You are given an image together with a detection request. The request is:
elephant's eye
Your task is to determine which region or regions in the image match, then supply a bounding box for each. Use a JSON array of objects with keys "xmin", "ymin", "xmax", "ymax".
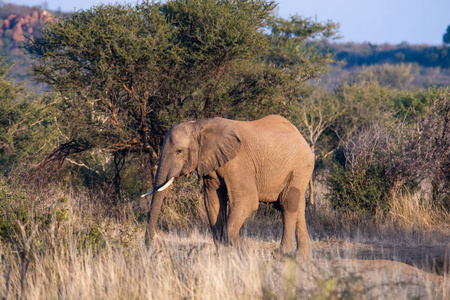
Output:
[{"xmin": 176, "ymin": 149, "xmax": 183, "ymax": 154}]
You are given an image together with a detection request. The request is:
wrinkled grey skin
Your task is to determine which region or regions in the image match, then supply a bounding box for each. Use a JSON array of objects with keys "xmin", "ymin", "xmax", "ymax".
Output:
[{"xmin": 145, "ymin": 115, "xmax": 315, "ymax": 257}]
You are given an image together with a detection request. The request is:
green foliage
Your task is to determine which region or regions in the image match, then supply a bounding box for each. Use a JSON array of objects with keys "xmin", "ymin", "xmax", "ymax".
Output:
[
  {"xmin": 77, "ymin": 223, "xmax": 106, "ymax": 251},
  {"xmin": 268, "ymin": 15, "xmax": 340, "ymax": 80},
  {"xmin": 324, "ymin": 119, "xmax": 420, "ymax": 215},
  {"xmin": 348, "ymin": 63, "xmax": 416, "ymax": 90},
  {"xmin": 329, "ymin": 81, "xmax": 392, "ymax": 141},
  {"xmin": 162, "ymin": 0, "xmax": 274, "ymax": 64},
  {"xmin": 0, "ymin": 174, "xmax": 73, "ymax": 248},
  {"xmin": 326, "ymin": 156, "xmax": 389, "ymax": 215},
  {"xmin": 326, "ymin": 159, "xmax": 393, "ymax": 214},
  {"xmin": 0, "ymin": 176, "xmax": 30, "ymax": 243},
  {"xmin": 25, "ymin": 1, "xmax": 278, "ymax": 154},
  {"xmin": 24, "ymin": 1, "xmax": 278, "ymax": 168},
  {"xmin": 0, "ymin": 58, "xmax": 58, "ymax": 174},
  {"xmin": 323, "ymin": 87, "xmax": 449, "ymax": 215},
  {"xmin": 294, "ymin": 81, "xmax": 447, "ymax": 162},
  {"xmin": 39, "ymin": 206, "xmax": 68, "ymax": 228},
  {"xmin": 389, "ymin": 87, "xmax": 443, "ymax": 122},
  {"xmin": 24, "ymin": 0, "xmax": 339, "ymax": 197},
  {"xmin": 294, "ymin": 81, "xmax": 395, "ymax": 158},
  {"xmin": 209, "ymin": 60, "xmax": 311, "ymax": 120},
  {"xmin": 330, "ymin": 83, "xmax": 445, "ymax": 134},
  {"xmin": 289, "ymin": 86, "xmax": 340, "ymax": 156}
]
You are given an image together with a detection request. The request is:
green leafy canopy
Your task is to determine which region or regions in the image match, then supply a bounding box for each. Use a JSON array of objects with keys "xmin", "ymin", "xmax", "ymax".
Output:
[{"xmin": 24, "ymin": 0, "xmax": 339, "ymax": 191}]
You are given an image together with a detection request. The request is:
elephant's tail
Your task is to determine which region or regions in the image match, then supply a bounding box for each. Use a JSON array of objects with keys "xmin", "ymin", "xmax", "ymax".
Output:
[{"xmin": 309, "ymin": 177, "xmax": 314, "ymax": 205}]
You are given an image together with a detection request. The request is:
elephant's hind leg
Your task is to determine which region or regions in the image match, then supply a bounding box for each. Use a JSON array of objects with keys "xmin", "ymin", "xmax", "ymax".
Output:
[
  {"xmin": 280, "ymin": 187, "xmax": 301, "ymax": 255},
  {"xmin": 296, "ymin": 187, "xmax": 311, "ymax": 260},
  {"xmin": 279, "ymin": 181, "xmax": 311, "ymax": 259}
]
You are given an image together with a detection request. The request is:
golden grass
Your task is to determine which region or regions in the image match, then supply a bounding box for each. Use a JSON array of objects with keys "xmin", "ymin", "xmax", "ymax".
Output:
[
  {"xmin": 388, "ymin": 191, "xmax": 450, "ymax": 228},
  {"xmin": 1, "ymin": 183, "xmax": 449, "ymax": 299},
  {"xmin": 306, "ymin": 183, "xmax": 450, "ymax": 246},
  {"xmin": 1, "ymin": 229, "xmax": 448, "ymax": 300}
]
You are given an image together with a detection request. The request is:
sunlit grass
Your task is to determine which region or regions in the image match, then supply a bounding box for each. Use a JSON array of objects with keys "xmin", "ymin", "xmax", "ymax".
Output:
[
  {"xmin": 1, "ymin": 229, "xmax": 448, "ymax": 299},
  {"xmin": 0, "ymin": 182, "xmax": 449, "ymax": 299}
]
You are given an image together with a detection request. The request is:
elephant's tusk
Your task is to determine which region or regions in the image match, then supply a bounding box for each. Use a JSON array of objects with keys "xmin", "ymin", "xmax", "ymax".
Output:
[
  {"xmin": 141, "ymin": 189, "xmax": 155, "ymax": 197},
  {"xmin": 157, "ymin": 177, "xmax": 175, "ymax": 191},
  {"xmin": 141, "ymin": 177, "xmax": 175, "ymax": 197},
  {"xmin": 140, "ymin": 177, "xmax": 175, "ymax": 197}
]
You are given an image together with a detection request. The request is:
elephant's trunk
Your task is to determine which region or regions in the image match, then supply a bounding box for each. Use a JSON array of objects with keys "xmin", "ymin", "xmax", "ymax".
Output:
[{"xmin": 144, "ymin": 164, "xmax": 173, "ymax": 245}]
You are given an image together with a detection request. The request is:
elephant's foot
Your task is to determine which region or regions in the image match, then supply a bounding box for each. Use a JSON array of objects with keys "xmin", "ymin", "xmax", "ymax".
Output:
[
  {"xmin": 276, "ymin": 243, "xmax": 312, "ymax": 261},
  {"xmin": 272, "ymin": 247, "xmax": 296, "ymax": 262},
  {"xmin": 275, "ymin": 243, "xmax": 296, "ymax": 260},
  {"xmin": 280, "ymin": 240, "xmax": 297, "ymax": 256},
  {"xmin": 297, "ymin": 244, "xmax": 312, "ymax": 262},
  {"xmin": 212, "ymin": 233, "xmax": 238, "ymax": 249}
]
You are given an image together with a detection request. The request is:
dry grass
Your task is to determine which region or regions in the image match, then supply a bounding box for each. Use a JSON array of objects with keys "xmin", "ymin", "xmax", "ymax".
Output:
[
  {"xmin": 306, "ymin": 182, "xmax": 450, "ymax": 246},
  {"xmin": 0, "ymin": 230, "xmax": 448, "ymax": 300},
  {"xmin": 388, "ymin": 191, "xmax": 450, "ymax": 229},
  {"xmin": 1, "ymin": 182, "xmax": 450, "ymax": 299}
]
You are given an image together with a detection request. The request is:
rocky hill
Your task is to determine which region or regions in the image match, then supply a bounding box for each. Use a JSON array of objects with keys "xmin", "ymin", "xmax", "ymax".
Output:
[{"xmin": 0, "ymin": 8, "xmax": 52, "ymax": 47}]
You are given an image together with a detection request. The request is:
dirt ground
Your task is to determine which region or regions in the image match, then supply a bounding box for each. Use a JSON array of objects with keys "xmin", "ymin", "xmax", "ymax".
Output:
[
  {"xmin": 315, "ymin": 241, "xmax": 450, "ymax": 275},
  {"xmin": 158, "ymin": 233, "xmax": 449, "ymax": 298}
]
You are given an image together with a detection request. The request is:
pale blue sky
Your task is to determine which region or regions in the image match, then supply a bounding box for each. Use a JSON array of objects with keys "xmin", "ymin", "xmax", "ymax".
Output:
[{"xmin": 16, "ymin": 0, "xmax": 450, "ymax": 45}]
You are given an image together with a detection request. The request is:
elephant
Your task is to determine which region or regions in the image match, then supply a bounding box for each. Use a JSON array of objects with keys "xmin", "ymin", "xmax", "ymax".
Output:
[{"xmin": 142, "ymin": 115, "xmax": 315, "ymax": 257}]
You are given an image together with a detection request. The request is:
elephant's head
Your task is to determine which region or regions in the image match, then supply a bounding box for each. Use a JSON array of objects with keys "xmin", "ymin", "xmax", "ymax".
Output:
[{"xmin": 143, "ymin": 118, "xmax": 241, "ymax": 244}]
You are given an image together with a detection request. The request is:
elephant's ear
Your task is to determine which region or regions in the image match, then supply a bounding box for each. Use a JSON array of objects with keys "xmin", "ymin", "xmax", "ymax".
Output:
[{"xmin": 196, "ymin": 118, "xmax": 241, "ymax": 177}]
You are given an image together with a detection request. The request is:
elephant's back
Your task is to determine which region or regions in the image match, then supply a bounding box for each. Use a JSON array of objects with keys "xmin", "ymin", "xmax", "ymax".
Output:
[
  {"xmin": 236, "ymin": 115, "xmax": 305, "ymax": 147},
  {"xmin": 236, "ymin": 115, "xmax": 312, "ymax": 168},
  {"xmin": 245, "ymin": 115, "xmax": 299, "ymax": 133}
]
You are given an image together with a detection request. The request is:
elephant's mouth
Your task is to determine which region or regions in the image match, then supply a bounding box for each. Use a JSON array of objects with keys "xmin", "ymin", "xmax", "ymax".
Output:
[{"xmin": 179, "ymin": 168, "xmax": 193, "ymax": 177}]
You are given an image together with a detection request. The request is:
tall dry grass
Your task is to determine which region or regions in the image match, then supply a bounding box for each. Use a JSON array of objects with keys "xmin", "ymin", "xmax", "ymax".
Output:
[
  {"xmin": 1, "ymin": 181, "xmax": 449, "ymax": 299},
  {"xmin": 1, "ymin": 229, "xmax": 448, "ymax": 299},
  {"xmin": 307, "ymin": 182, "xmax": 450, "ymax": 245}
]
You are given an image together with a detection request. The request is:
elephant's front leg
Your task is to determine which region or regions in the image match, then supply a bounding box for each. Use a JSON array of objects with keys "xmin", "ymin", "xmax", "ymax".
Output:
[
  {"xmin": 203, "ymin": 176, "xmax": 227, "ymax": 245},
  {"xmin": 225, "ymin": 181, "xmax": 259, "ymax": 246}
]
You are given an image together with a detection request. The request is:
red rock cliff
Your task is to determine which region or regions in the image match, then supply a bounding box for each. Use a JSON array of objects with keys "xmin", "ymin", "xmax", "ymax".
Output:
[{"xmin": 0, "ymin": 9, "xmax": 53, "ymax": 46}]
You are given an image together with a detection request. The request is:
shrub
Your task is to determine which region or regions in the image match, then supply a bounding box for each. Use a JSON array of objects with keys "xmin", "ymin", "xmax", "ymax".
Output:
[
  {"xmin": 403, "ymin": 90, "xmax": 450, "ymax": 210},
  {"xmin": 348, "ymin": 63, "xmax": 416, "ymax": 90},
  {"xmin": 326, "ymin": 160, "xmax": 392, "ymax": 214},
  {"xmin": 326, "ymin": 123, "xmax": 416, "ymax": 214},
  {"xmin": 0, "ymin": 177, "xmax": 30, "ymax": 243}
]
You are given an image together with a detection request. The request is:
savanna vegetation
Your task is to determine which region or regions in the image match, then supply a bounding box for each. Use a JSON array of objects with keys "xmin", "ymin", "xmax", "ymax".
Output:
[{"xmin": 0, "ymin": 1, "xmax": 449, "ymax": 299}]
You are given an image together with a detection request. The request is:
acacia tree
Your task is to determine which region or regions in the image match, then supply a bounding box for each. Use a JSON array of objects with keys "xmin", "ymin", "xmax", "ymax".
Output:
[
  {"xmin": 25, "ymin": 0, "xmax": 339, "ymax": 196},
  {"xmin": 268, "ymin": 15, "xmax": 339, "ymax": 78},
  {"xmin": 26, "ymin": 1, "xmax": 274, "ymax": 174}
]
